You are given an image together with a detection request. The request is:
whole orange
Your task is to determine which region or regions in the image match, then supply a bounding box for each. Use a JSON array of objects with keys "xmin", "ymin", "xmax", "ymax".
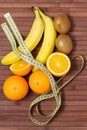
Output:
[
  {"xmin": 3, "ymin": 75, "xmax": 29, "ymax": 101},
  {"xmin": 28, "ymin": 70, "xmax": 51, "ymax": 94}
]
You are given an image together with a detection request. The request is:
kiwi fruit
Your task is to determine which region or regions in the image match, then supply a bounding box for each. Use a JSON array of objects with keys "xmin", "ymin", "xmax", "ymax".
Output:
[
  {"xmin": 55, "ymin": 34, "xmax": 73, "ymax": 54},
  {"xmin": 54, "ymin": 14, "xmax": 71, "ymax": 34}
]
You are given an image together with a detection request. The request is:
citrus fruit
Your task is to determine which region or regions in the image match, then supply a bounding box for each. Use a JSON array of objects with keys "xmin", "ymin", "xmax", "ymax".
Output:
[
  {"xmin": 3, "ymin": 75, "xmax": 29, "ymax": 101},
  {"xmin": 28, "ymin": 70, "xmax": 51, "ymax": 94},
  {"xmin": 46, "ymin": 52, "xmax": 71, "ymax": 77},
  {"xmin": 10, "ymin": 60, "xmax": 32, "ymax": 76}
]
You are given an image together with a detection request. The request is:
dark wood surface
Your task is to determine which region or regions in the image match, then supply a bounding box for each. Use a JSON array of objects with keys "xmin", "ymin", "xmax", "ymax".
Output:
[{"xmin": 0, "ymin": 0, "xmax": 87, "ymax": 130}]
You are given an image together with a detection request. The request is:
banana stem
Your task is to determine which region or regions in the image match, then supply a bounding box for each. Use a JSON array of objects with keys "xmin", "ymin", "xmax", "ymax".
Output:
[
  {"xmin": 32, "ymin": 6, "xmax": 46, "ymax": 18},
  {"xmin": 39, "ymin": 9, "xmax": 48, "ymax": 20},
  {"xmin": 31, "ymin": 6, "xmax": 39, "ymax": 11},
  {"xmin": 31, "ymin": 6, "xmax": 40, "ymax": 17},
  {"xmin": 39, "ymin": 10, "xmax": 45, "ymax": 18}
]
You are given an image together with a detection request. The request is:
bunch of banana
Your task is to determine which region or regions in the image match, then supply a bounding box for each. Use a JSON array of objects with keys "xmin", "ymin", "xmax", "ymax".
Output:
[
  {"xmin": 1, "ymin": 7, "xmax": 57, "ymax": 70},
  {"xmin": 32, "ymin": 7, "xmax": 57, "ymax": 71},
  {"xmin": 1, "ymin": 8, "xmax": 44, "ymax": 65}
]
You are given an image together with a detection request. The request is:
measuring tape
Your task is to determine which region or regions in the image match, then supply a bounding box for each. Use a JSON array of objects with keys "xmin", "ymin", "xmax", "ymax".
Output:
[{"xmin": 1, "ymin": 13, "xmax": 85, "ymax": 126}]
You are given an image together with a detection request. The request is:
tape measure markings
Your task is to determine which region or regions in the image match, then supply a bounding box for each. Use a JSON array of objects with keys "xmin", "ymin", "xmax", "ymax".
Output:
[
  {"xmin": 1, "ymin": 13, "xmax": 85, "ymax": 126},
  {"xmin": 1, "ymin": 19, "xmax": 60, "ymax": 125}
]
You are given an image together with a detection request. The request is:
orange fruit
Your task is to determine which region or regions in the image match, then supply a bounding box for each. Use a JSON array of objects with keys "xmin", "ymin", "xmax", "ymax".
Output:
[
  {"xmin": 10, "ymin": 60, "xmax": 32, "ymax": 76},
  {"xmin": 3, "ymin": 75, "xmax": 29, "ymax": 101},
  {"xmin": 46, "ymin": 52, "xmax": 71, "ymax": 77},
  {"xmin": 28, "ymin": 70, "xmax": 51, "ymax": 94}
]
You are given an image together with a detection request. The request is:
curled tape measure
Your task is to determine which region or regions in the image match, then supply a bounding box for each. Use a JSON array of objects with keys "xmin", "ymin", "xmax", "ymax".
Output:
[{"xmin": 1, "ymin": 13, "xmax": 85, "ymax": 126}]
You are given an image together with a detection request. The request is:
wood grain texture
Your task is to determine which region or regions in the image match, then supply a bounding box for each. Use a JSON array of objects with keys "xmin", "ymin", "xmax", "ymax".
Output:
[{"xmin": 0, "ymin": 0, "xmax": 87, "ymax": 129}]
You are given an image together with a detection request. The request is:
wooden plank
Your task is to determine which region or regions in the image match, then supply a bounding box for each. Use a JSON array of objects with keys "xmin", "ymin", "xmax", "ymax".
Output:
[{"xmin": 0, "ymin": 0, "xmax": 87, "ymax": 129}]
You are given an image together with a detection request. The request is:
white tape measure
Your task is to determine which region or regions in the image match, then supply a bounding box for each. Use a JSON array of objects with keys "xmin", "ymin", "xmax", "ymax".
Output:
[{"xmin": 1, "ymin": 13, "xmax": 85, "ymax": 126}]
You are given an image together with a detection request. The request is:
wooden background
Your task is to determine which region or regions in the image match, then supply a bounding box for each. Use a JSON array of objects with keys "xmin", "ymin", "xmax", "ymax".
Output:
[{"xmin": 0, "ymin": 0, "xmax": 87, "ymax": 130}]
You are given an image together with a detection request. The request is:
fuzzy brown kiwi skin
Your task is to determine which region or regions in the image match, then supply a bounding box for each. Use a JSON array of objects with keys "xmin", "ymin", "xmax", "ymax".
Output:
[
  {"xmin": 54, "ymin": 14, "xmax": 71, "ymax": 34},
  {"xmin": 55, "ymin": 34, "xmax": 73, "ymax": 54}
]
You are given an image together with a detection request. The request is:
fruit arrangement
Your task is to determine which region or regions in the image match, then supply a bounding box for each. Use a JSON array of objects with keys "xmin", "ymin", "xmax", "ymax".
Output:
[{"xmin": 1, "ymin": 7, "xmax": 84, "ymax": 126}]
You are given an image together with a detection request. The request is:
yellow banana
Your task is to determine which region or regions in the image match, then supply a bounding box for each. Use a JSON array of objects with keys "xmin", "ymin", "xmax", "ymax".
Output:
[
  {"xmin": 1, "ymin": 9, "xmax": 44, "ymax": 65},
  {"xmin": 32, "ymin": 8, "xmax": 57, "ymax": 71}
]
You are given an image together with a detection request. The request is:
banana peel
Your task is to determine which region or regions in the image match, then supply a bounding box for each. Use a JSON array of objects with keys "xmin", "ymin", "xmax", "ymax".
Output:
[
  {"xmin": 1, "ymin": 8, "xmax": 44, "ymax": 65},
  {"xmin": 32, "ymin": 7, "xmax": 57, "ymax": 72}
]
